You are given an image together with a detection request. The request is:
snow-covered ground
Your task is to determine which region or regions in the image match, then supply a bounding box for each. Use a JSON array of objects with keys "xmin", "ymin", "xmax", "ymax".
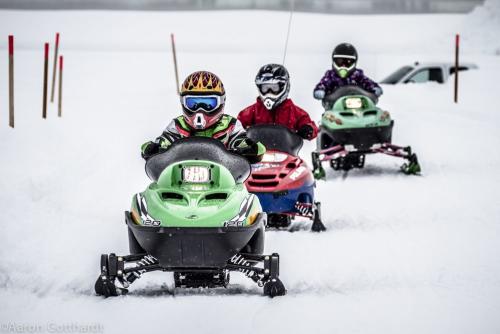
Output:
[{"xmin": 1, "ymin": 1, "xmax": 500, "ymax": 333}]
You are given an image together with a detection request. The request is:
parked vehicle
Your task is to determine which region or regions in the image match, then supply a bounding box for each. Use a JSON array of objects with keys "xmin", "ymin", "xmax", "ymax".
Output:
[{"xmin": 381, "ymin": 62, "xmax": 478, "ymax": 84}]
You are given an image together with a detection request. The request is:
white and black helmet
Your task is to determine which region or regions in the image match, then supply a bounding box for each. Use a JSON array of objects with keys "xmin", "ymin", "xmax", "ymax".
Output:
[
  {"xmin": 332, "ymin": 43, "xmax": 358, "ymax": 78},
  {"xmin": 255, "ymin": 64, "xmax": 290, "ymax": 110}
]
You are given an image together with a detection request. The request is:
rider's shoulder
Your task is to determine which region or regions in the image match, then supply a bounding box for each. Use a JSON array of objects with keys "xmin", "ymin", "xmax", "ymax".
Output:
[{"xmin": 352, "ymin": 69, "xmax": 365, "ymax": 77}]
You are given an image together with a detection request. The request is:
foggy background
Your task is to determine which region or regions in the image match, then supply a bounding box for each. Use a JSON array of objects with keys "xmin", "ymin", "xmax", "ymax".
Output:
[{"xmin": 0, "ymin": 0, "xmax": 485, "ymax": 14}]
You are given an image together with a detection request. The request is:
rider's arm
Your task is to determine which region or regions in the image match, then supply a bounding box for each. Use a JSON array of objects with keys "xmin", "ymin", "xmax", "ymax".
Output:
[
  {"xmin": 141, "ymin": 120, "xmax": 181, "ymax": 160},
  {"xmin": 292, "ymin": 103, "xmax": 318, "ymax": 140},
  {"xmin": 314, "ymin": 70, "xmax": 336, "ymax": 96},
  {"xmin": 228, "ymin": 119, "xmax": 266, "ymax": 163},
  {"xmin": 237, "ymin": 104, "xmax": 256, "ymax": 129},
  {"xmin": 354, "ymin": 70, "xmax": 383, "ymax": 97}
]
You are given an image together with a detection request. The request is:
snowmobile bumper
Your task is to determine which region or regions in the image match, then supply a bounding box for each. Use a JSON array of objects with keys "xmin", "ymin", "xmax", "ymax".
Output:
[
  {"xmin": 318, "ymin": 121, "xmax": 394, "ymax": 151},
  {"xmin": 125, "ymin": 211, "xmax": 265, "ymax": 268},
  {"xmin": 251, "ymin": 183, "xmax": 314, "ymax": 214}
]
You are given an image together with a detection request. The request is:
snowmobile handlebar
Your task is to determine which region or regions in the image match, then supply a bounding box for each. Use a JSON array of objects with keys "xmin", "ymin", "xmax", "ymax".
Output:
[{"xmin": 145, "ymin": 137, "xmax": 251, "ymax": 183}]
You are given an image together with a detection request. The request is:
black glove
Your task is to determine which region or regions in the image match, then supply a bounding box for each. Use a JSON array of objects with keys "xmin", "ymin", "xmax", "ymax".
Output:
[
  {"xmin": 297, "ymin": 124, "xmax": 314, "ymax": 140},
  {"xmin": 233, "ymin": 138, "xmax": 262, "ymax": 164},
  {"xmin": 141, "ymin": 142, "xmax": 160, "ymax": 160}
]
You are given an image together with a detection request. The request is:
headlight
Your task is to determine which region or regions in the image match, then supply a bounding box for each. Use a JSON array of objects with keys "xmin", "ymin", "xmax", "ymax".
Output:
[
  {"xmin": 261, "ymin": 153, "xmax": 288, "ymax": 163},
  {"xmin": 182, "ymin": 166, "xmax": 210, "ymax": 183},
  {"xmin": 345, "ymin": 97, "xmax": 363, "ymax": 109}
]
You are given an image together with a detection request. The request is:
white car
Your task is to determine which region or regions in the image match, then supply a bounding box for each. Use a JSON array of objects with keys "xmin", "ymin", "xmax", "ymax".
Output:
[{"xmin": 381, "ymin": 62, "xmax": 478, "ymax": 84}]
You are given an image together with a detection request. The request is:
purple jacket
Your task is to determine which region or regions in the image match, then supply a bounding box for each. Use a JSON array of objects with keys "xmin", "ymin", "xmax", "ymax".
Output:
[{"xmin": 314, "ymin": 69, "xmax": 381, "ymax": 95}]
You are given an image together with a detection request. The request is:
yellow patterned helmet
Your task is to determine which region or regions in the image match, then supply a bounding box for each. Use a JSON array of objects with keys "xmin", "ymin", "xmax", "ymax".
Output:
[{"xmin": 180, "ymin": 71, "xmax": 226, "ymax": 130}]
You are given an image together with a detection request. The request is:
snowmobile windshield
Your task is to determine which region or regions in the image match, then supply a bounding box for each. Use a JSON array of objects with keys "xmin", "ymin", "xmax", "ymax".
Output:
[
  {"xmin": 145, "ymin": 137, "xmax": 251, "ymax": 183},
  {"xmin": 246, "ymin": 124, "xmax": 303, "ymax": 156},
  {"xmin": 324, "ymin": 85, "xmax": 378, "ymax": 108},
  {"xmin": 381, "ymin": 66, "xmax": 413, "ymax": 84}
]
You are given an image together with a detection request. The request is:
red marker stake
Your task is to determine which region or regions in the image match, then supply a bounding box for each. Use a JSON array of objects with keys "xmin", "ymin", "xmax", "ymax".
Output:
[
  {"xmin": 454, "ymin": 34, "xmax": 460, "ymax": 104},
  {"xmin": 8, "ymin": 35, "xmax": 14, "ymax": 128},
  {"xmin": 58, "ymin": 55, "xmax": 63, "ymax": 117},
  {"xmin": 50, "ymin": 32, "xmax": 60, "ymax": 103},
  {"xmin": 42, "ymin": 43, "xmax": 49, "ymax": 119}
]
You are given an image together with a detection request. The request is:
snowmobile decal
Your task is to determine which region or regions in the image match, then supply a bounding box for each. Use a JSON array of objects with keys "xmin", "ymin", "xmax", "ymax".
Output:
[
  {"xmin": 289, "ymin": 166, "xmax": 306, "ymax": 181},
  {"xmin": 294, "ymin": 202, "xmax": 313, "ymax": 216},
  {"xmin": 135, "ymin": 194, "xmax": 161, "ymax": 226},
  {"xmin": 224, "ymin": 194, "xmax": 255, "ymax": 227}
]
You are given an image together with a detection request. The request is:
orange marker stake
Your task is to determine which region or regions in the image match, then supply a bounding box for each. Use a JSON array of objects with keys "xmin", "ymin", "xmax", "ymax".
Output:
[
  {"xmin": 170, "ymin": 33, "xmax": 180, "ymax": 95},
  {"xmin": 42, "ymin": 43, "xmax": 49, "ymax": 119},
  {"xmin": 8, "ymin": 35, "xmax": 14, "ymax": 128},
  {"xmin": 58, "ymin": 55, "xmax": 63, "ymax": 117},
  {"xmin": 50, "ymin": 32, "xmax": 60, "ymax": 103}
]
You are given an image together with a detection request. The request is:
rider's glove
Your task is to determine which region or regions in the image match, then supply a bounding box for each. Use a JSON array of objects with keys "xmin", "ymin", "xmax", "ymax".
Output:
[
  {"xmin": 373, "ymin": 86, "xmax": 383, "ymax": 97},
  {"xmin": 313, "ymin": 89, "xmax": 326, "ymax": 100},
  {"xmin": 141, "ymin": 141, "xmax": 160, "ymax": 160},
  {"xmin": 297, "ymin": 124, "xmax": 314, "ymax": 140}
]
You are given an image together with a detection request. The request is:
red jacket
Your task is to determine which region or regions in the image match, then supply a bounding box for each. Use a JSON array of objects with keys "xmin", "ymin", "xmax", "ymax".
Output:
[{"xmin": 237, "ymin": 98, "xmax": 318, "ymax": 139}]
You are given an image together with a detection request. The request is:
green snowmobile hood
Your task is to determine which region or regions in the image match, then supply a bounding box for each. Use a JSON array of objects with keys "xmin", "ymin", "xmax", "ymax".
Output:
[
  {"xmin": 130, "ymin": 160, "xmax": 262, "ymax": 228},
  {"xmin": 321, "ymin": 94, "xmax": 392, "ymax": 131}
]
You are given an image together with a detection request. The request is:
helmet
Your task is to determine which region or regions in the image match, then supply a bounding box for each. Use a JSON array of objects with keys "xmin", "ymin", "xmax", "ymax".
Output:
[
  {"xmin": 180, "ymin": 71, "xmax": 226, "ymax": 130},
  {"xmin": 255, "ymin": 64, "xmax": 290, "ymax": 110},
  {"xmin": 332, "ymin": 43, "xmax": 358, "ymax": 78}
]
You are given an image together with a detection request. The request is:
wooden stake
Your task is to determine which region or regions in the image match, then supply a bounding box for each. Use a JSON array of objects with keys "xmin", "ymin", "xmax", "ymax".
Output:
[
  {"xmin": 454, "ymin": 34, "xmax": 460, "ymax": 104},
  {"xmin": 42, "ymin": 43, "xmax": 49, "ymax": 119},
  {"xmin": 50, "ymin": 32, "xmax": 60, "ymax": 103},
  {"xmin": 8, "ymin": 35, "xmax": 14, "ymax": 128},
  {"xmin": 170, "ymin": 33, "xmax": 180, "ymax": 95},
  {"xmin": 58, "ymin": 55, "xmax": 63, "ymax": 117}
]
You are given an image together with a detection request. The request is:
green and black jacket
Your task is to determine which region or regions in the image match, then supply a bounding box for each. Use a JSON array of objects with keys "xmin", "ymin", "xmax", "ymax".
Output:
[{"xmin": 141, "ymin": 115, "xmax": 265, "ymax": 162}]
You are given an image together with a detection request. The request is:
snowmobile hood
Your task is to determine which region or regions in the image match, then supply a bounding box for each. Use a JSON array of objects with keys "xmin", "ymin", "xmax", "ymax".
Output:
[
  {"xmin": 321, "ymin": 94, "xmax": 391, "ymax": 131},
  {"xmin": 131, "ymin": 159, "xmax": 262, "ymax": 228},
  {"xmin": 246, "ymin": 150, "xmax": 314, "ymax": 193}
]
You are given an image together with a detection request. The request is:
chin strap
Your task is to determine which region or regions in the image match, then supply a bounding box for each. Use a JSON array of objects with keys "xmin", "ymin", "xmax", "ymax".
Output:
[
  {"xmin": 263, "ymin": 98, "xmax": 275, "ymax": 110},
  {"xmin": 193, "ymin": 113, "xmax": 206, "ymax": 129}
]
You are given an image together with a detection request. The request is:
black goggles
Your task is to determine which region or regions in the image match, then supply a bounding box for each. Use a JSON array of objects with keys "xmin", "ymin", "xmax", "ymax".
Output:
[
  {"xmin": 257, "ymin": 82, "xmax": 284, "ymax": 95},
  {"xmin": 333, "ymin": 57, "xmax": 356, "ymax": 68}
]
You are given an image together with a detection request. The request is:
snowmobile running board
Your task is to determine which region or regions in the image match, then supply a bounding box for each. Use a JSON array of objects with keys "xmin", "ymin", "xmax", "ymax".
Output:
[
  {"xmin": 95, "ymin": 252, "xmax": 286, "ymax": 298},
  {"xmin": 312, "ymin": 142, "xmax": 421, "ymax": 176}
]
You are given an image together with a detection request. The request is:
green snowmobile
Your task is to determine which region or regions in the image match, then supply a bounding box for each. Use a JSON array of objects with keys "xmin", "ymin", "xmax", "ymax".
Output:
[
  {"xmin": 311, "ymin": 86, "xmax": 421, "ymax": 178},
  {"xmin": 95, "ymin": 137, "xmax": 286, "ymax": 297}
]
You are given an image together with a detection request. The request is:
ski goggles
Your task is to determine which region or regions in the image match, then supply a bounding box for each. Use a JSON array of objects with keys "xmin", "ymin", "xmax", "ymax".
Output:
[
  {"xmin": 333, "ymin": 56, "xmax": 356, "ymax": 68},
  {"xmin": 182, "ymin": 95, "xmax": 223, "ymax": 113},
  {"xmin": 256, "ymin": 82, "xmax": 285, "ymax": 95}
]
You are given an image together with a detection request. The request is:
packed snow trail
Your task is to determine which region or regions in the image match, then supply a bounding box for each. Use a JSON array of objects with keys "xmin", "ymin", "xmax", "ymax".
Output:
[{"xmin": 1, "ymin": 3, "xmax": 500, "ymax": 334}]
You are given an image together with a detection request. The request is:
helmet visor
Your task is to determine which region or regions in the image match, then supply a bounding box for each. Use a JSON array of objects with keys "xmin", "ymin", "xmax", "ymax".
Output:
[
  {"xmin": 333, "ymin": 57, "xmax": 356, "ymax": 68},
  {"xmin": 182, "ymin": 95, "xmax": 221, "ymax": 114},
  {"xmin": 257, "ymin": 82, "xmax": 284, "ymax": 95}
]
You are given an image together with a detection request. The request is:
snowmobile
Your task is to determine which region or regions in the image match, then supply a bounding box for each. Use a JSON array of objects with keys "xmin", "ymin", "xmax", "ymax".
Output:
[
  {"xmin": 245, "ymin": 125, "xmax": 326, "ymax": 232},
  {"xmin": 311, "ymin": 86, "xmax": 421, "ymax": 178},
  {"xmin": 95, "ymin": 137, "xmax": 286, "ymax": 298}
]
